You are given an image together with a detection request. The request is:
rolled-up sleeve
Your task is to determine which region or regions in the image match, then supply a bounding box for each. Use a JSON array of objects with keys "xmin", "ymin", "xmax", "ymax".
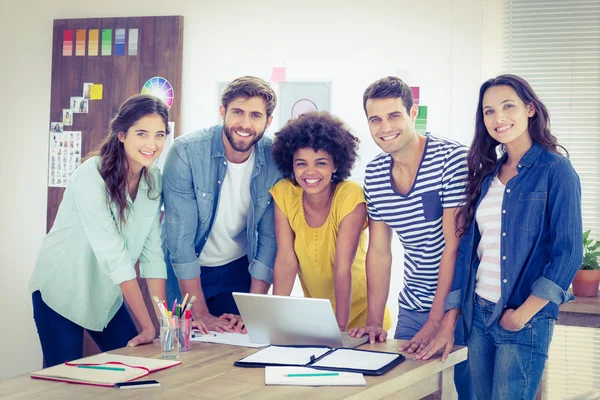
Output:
[
  {"xmin": 251, "ymin": 200, "xmax": 276, "ymax": 283},
  {"xmin": 531, "ymin": 158, "xmax": 582, "ymax": 305},
  {"xmin": 71, "ymin": 170, "xmax": 136, "ymax": 285},
  {"xmin": 162, "ymin": 141, "xmax": 201, "ymax": 280},
  {"xmin": 139, "ymin": 207, "xmax": 167, "ymax": 279}
]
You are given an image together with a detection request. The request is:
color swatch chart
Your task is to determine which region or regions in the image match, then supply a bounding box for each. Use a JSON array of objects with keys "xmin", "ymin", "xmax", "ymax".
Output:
[{"xmin": 62, "ymin": 28, "xmax": 139, "ymax": 57}]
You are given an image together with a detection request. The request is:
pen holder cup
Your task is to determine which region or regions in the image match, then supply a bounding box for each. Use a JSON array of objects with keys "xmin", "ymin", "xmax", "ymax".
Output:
[
  {"xmin": 159, "ymin": 316, "xmax": 179, "ymax": 360},
  {"xmin": 178, "ymin": 317, "xmax": 192, "ymax": 352}
]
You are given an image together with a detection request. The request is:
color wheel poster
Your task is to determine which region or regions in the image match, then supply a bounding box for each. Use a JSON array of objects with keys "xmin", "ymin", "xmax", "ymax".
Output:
[
  {"xmin": 48, "ymin": 131, "xmax": 82, "ymax": 188},
  {"xmin": 141, "ymin": 77, "xmax": 174, "ymax": 109}
]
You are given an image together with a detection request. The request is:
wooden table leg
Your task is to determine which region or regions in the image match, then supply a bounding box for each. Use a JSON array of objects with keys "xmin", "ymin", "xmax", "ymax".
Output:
[{"xmin": 441, "ymin": 365, "xmax": 458, "ymax": 400}]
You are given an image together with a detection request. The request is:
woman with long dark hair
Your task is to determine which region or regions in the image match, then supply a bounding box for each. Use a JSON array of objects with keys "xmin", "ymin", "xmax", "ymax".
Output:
[
  {"xmin": 417, "ymin": 75, "xmax": 582, "ymax": 399},
  {"xmin": 30, "ymin": 94, "xmax": 170, "ymax": 367}
]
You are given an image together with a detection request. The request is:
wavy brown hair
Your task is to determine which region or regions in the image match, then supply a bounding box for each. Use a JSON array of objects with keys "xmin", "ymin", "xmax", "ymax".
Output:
[
  {"xmin": 85, "ymin": 94, "xmax": 170, "ymax": 224},
  {"xmin": 456, "ymin": 74, "xmax": 567, "ymax": 235}
]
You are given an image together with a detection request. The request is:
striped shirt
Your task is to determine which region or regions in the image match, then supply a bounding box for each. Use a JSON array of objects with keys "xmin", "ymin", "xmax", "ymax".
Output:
[
  {"xmin": 474, "ymin": 175, "xmax": 505, "ymax": 303},
  {"xmin": 364, "ymin": 135, "xmax": 468, "ymax": 312}
]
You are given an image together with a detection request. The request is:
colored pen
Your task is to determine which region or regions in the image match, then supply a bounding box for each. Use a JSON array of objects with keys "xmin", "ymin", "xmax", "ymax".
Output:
[
  {"xmin": 78, "ymin": 365, "xmax": 126, "ymax": 371},
  {"xmin": 285, "ymin": 373, "xmax": 339, "ymax": 377},
  {"xmin": 171, "ymin": 299, "xmax": 178, "ymax": 316},
  {"xmin": 152, "ymin": 296, "xmax": 168, "ymax": 318}
]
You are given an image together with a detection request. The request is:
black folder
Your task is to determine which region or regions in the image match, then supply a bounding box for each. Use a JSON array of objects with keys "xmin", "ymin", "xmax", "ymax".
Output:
[{"xmin": 234, "ymin": 345, "xmax": 405, "ymax": 376}]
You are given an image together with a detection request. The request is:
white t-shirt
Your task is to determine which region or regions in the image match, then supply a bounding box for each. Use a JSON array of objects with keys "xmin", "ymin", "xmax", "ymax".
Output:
[
  {"xmin": 198, "ymin": 150, "xmax": 255, "ymax": 266},
  {"xmin": 474, "ymin": 175, "xmax": 505, "ymax": 303}
]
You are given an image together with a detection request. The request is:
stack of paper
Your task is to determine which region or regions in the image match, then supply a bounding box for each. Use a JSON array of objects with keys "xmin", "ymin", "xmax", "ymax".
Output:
[
  {"xmin": 265, "ymin": 366, "xmax": 366, "ymax": 387},
  {"xmin": 191, "ymin": 331, "xmax": 268, "ymax": 348}
]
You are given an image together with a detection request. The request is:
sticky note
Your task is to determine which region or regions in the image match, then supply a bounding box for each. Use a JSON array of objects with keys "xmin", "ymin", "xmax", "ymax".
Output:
[
  {"xmin": 90, "ymin": 84, "xmax": 103, "ymax": 100},
  {"xmin": 271, "ymin": 67, "xmax": 286, "ymax": 83}
]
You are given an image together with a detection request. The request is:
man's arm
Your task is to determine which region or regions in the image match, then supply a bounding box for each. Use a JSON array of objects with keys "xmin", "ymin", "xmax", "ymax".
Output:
[
  {"xmin": 162, "ymin": 143, "xmax": 237, "ymax": 333},
  {"xmin": 400, "ymin": 207, "xmax": 461, "ymax": 353},
  {"xmin": 248, "ymin": 199, "xmax": 278, "ymax": 291},
  {"xmin": 348, "ymin": 219, "xmax": 393, "ymax": 343}
]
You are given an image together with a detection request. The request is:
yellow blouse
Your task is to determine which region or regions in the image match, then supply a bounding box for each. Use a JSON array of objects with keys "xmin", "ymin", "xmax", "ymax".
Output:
[{"xmin": 270, "ymin": 179, "xmax": 392, "ymax": 331}]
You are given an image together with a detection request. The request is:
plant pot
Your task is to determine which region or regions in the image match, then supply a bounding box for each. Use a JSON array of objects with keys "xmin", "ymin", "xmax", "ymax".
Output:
[{"xmin": 572, "ymin": 270, "xmax": 600, "ymax": 297}]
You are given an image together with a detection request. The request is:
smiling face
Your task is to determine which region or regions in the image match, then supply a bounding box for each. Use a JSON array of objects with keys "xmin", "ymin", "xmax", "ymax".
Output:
[
  {"xmin": 118, "ymin": 113, "xmax": 166, "ymax": 173},
  {"xmin": 220, "ymin": 96, "xmax": 273, "ymax": 158},
  {"xmin": 365, "ymin": 97, "xmax": 418, "ymax": 156},
  {"xmin": 482, "ymin": 85, "xmax": 535, "ymax": 146},
  {"xmin": 293, "ymin": 148, "xmax": 336, "ymax": 196}
]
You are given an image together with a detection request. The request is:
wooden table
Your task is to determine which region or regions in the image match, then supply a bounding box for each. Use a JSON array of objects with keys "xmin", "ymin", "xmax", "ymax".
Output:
[
  {"xmin": 0, "ymin": 340, "xmax": 467, "ymax": 400},
  {"xmin": 558, "ymin": 291, "xmax": 600, "ymax": 328}
]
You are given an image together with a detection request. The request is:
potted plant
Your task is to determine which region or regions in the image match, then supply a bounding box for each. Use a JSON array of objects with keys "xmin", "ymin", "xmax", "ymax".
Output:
[{"xmin": 572, "ymin": 230, "xmax": 600, "ymax": 297}]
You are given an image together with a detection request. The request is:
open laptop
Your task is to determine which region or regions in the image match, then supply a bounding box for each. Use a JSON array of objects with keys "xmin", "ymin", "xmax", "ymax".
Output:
[{"xmin": 232, "ymin": 292, "xmax": 369, "ymax": 348}]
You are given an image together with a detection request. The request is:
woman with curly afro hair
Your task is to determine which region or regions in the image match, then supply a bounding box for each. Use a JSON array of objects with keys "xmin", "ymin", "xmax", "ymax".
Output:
[{"xmin": 270, "ymin": 111, "xmax": 391, "ymax": 331}]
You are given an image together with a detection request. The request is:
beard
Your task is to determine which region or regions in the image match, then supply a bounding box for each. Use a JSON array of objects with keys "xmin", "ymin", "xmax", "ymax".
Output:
[{"xmin": 223, "ymin": 123, "xmax": 266, "ymax": 153}]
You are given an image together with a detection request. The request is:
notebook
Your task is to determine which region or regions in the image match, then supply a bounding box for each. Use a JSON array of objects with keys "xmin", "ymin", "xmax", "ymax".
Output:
[
  {"xmin": 30, "ymin": 353, "xmax": 181, "ymax": 387},
  {"xmin": 235, "ymin": 345, "xmax": 404, "ymax": 376},
  {"xmin": 265, "ymin": 366, "xmax": 366, "ymax": 387}
]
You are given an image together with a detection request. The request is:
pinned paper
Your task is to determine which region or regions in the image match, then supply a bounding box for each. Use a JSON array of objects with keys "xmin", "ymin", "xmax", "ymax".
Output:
[
  {"xmin": 115, "ymin": 28, "xmax": 125, "ymax": 56},
  {"xmin": 83, "ymin": 82, "xmax": 93, "ymax": 99},
  {"xmin": 411, "ymin": 86, "xmax": 420, "ymax": 105},
  {"xmin": 270, "ymin": 67, "xmax": 286, "ymax": 83},
  {"xmin": 88, "ymin": 29, "xmax": 99, "ymax": 56},
  {"xmin": 101, "ymin": 29, "xmax": 112, "ymax": 56},
  {"xmin": 75, "ymin": 29, "xmax": 86, "ymax": 56},
  {"xmin": 90, "ymin": 84, "xmax": 103, "ymax": 100},
  {"xmin": 63, "ymin": 30, "xmax": 73, "ymax": 56},
  {"xmin": 63, "ymin": 109, "xmax": 72, "ymax": 126},
  {"xmin": 48, "ymin": 131, "xmax": 82, "ymax": 188},
  {"xmin": 128, "ymin": 29, "xmax": 139, "ymax": 56}
]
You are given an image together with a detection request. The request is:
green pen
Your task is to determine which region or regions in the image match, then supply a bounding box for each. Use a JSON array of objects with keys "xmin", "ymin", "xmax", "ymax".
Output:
[
  {"xmin": 77, "ymin": 365, "xmax": 126, "ymax": 371},
  {"xmin": 285, "ymin": 372, "xmax": 339, "ymax": 377}
]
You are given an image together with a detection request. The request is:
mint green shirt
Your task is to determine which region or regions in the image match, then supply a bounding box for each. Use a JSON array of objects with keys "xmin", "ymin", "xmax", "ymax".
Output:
[{"xmin": 29, "ymin": 157, "xmax": 167, "ymax": 331}]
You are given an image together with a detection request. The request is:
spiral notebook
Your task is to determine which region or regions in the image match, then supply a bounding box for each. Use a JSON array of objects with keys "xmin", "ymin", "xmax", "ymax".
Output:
[{"xmin": 265, "ymin": 366, "xmax": 366, "ymax": 387}]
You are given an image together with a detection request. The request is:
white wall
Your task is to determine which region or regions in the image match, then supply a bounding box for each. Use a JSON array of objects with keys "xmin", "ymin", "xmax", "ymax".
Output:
[{"xmin": 0, "ymin": 0, "xmax": 482, "ymax": 380}]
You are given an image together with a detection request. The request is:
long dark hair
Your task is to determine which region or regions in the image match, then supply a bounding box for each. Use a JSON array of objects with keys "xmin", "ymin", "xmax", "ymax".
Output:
[
  {"xmin": 456, "ymin": 74, "xmax": 566, "ymax": 235},
  {"xmin": 86, "ymin": 94, "xmax": 170, "ymax": 224}
]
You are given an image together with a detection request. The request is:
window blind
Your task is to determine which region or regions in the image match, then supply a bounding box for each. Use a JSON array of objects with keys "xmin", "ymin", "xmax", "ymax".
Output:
[{"xmin": 484, "ymin": 0, "xmax": 600, "ymax": 240}]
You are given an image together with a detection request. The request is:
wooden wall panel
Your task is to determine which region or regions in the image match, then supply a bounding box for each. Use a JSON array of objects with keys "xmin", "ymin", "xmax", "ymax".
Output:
[{"xmin": 47, "ymin": 16, "xmax": 183, "ymax": 230}]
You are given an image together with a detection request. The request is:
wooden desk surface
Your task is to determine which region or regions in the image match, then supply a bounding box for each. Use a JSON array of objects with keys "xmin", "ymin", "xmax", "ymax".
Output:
[
  {"xmin": 559, "ymin": 292, "xmax": 600, "ymax": 315},
  {"xmin": 0, "ymin": 340, "xmax": 467, "ymax": 400}
]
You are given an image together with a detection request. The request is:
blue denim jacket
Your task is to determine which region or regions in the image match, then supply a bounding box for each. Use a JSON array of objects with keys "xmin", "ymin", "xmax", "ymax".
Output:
[
  {"xmin": 161, "ymin": 125, "xmax": 283, "ymax": 283},
  {"xmin": 445, "ymin": 142, "xmax": 582, "ymax": 338}
]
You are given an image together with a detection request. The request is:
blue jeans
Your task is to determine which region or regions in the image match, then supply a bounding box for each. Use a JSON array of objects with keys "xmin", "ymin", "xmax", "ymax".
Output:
[
  {"xmin": 394, "ymin": 307, "xmax": 475, "ymax": 400},
  {"xmin": 32, "ymin": 290, "xmax": 139, "ymax": 367},
  {"xmin": 469, "ymin": 295, "xmax": 555, "ymax": 400},
  {"xmin": 167, "ymin": 256, "xmax": 251, "ymax": 316}
]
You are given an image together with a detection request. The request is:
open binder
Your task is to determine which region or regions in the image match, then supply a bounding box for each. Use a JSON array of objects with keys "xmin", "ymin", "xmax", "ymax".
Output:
[
  {"xmin": 30, "ymin": 353, "xmax": 181, "ymax": 387},
  {"xmin": 234, "ymin": 345, "xmax": 405, "ymax": 376}
]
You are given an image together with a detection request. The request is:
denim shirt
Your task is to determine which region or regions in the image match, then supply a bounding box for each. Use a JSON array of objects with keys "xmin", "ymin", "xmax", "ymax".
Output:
[
  {"xmin": 445, "ymin": 142, "xmax": 582, "ymax": 337},
  {"xmin": 161, "ymin": 125, "xmax": 283, "ymax": 283}
]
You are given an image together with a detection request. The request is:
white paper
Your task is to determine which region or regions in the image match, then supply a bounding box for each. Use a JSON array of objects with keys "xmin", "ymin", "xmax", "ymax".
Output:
[
  {"xmin": 239, "ymin": 346, "xmax": 330, "ymax": 366},
  {"xmin": 311, "ymin": 349, "xmax": 399, "ymax": 371},
  {"xmin": 191, "ymin": 331, "xmax": 267, "ymax": 348},
  {"xmin": 265, "ymin": 366, "xmax": 366, "ymax": 387},
  {"xmin": 48, "ymin": 130, "xmax": 82, "ymax": 188}
]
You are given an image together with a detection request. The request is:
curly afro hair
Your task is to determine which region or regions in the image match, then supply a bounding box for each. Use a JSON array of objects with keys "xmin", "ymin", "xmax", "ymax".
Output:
[{"xmin": 272, "ymin": 111, "xmax": 359, "ymax": 183}]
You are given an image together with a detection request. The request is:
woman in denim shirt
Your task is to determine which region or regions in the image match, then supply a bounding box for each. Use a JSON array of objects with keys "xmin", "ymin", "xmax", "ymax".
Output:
[
  {"xmin": 417, "ymin": 75, "xmax": 582, "ymax": 399},
  {"xmin": 29, "ymin": 95, "xmax": 170, "ymax": 367}
]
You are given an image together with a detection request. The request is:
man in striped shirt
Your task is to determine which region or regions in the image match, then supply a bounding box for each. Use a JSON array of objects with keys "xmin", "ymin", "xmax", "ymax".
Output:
[{"xmin": 349, "ymin": 77, "xmax": 473, "ymax": 399}]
